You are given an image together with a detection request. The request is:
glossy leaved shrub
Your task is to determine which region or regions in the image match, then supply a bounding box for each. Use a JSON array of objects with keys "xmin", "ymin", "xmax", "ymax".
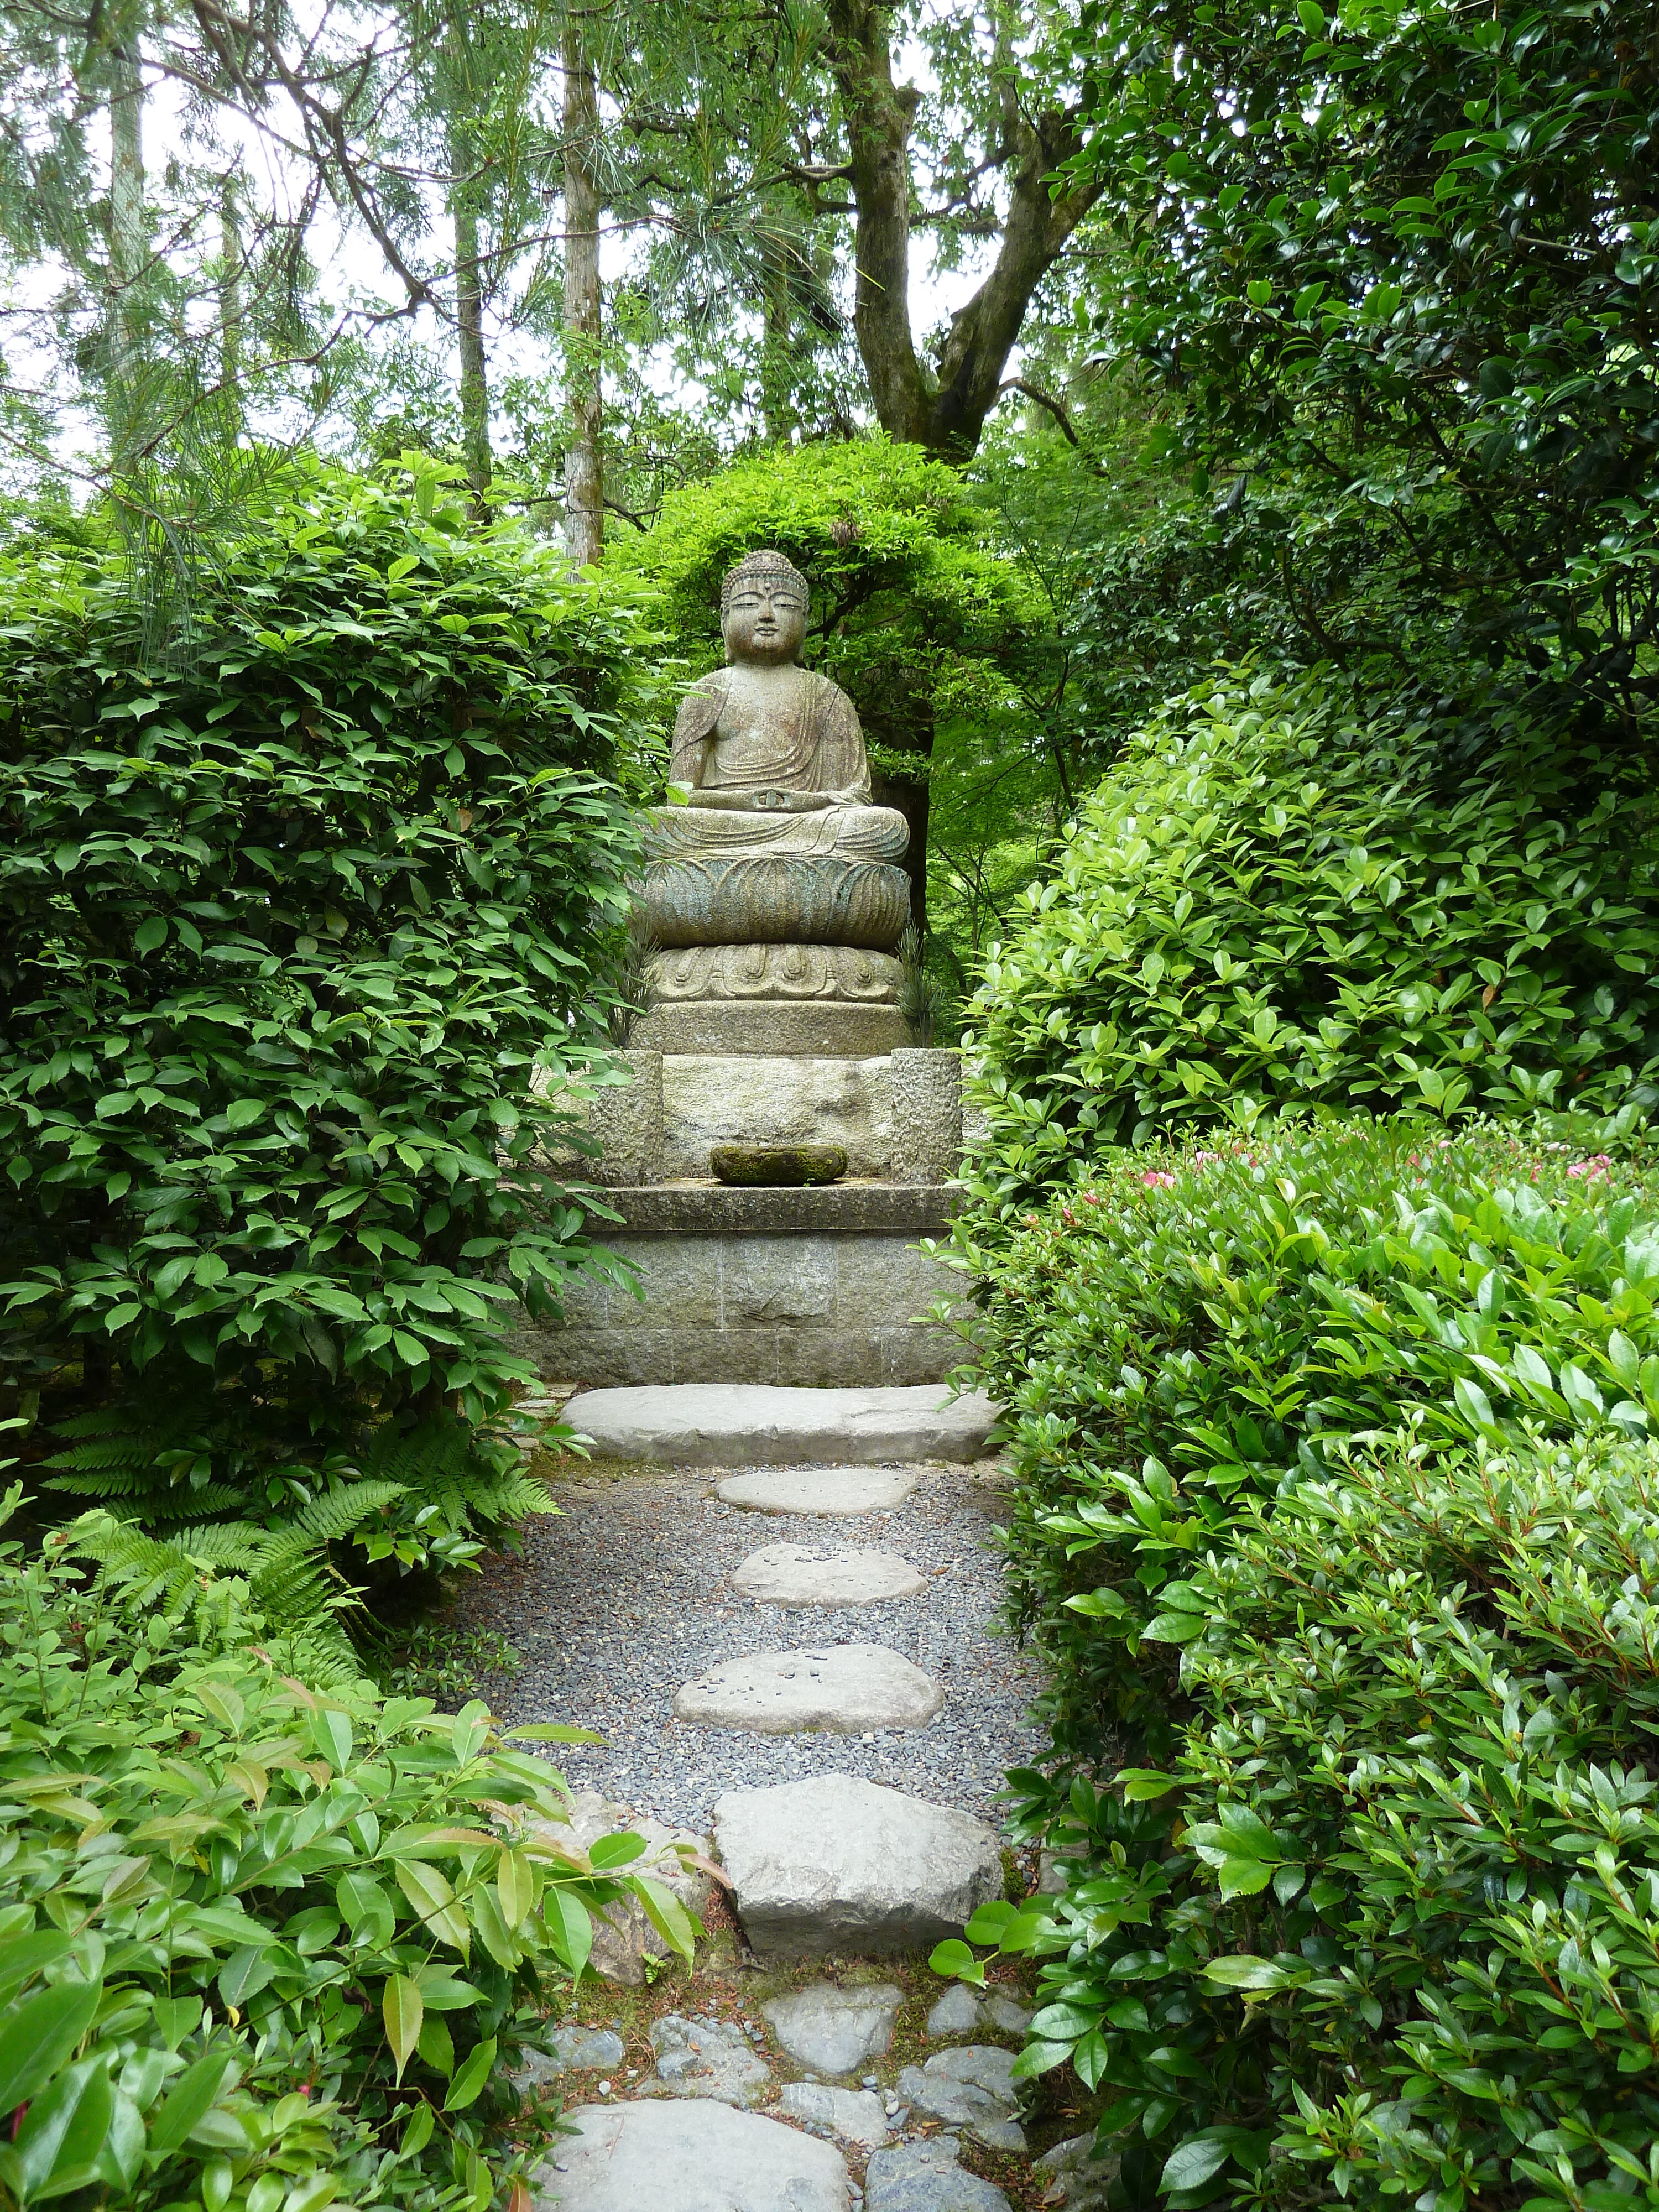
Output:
[
  {"xmin": 0, "ymin": 1479, "xmax": 688, "ymax": 2212},
  {"xmin": 0, "ymin": 456, "xmax": 653, "ymax": 1436},
  {"xmin": 939, "ymin": 1425, "xmax": 1659, "ymax": 2212},
  {"xmin": 937, "ymin": 1117, "xmax": 1659, "ymax": 2208},
  {"xmin": 946, "ymin": 1115, "xmax": 1659, "ymax": 1763},
  {"xmin": 964, "ymin": 672, "xmax": 1659, "ymax": 1198}
]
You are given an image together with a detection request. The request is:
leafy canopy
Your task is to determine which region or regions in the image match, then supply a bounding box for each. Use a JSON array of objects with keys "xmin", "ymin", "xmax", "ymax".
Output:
[
  {"xmin": 0, "ymin": 456, "xmax": 654, "ymax": 1430},
  {"xmin": 1062, "ymin": 0, "xmax": 1659, "ymax": 716},
  {"xmin": 964, "ymin": 670, "xmax": 1659, "ymax": 1194}
]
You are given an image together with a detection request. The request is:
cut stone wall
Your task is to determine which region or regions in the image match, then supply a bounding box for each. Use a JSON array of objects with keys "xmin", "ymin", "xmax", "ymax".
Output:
[
  {"xmin": 514, "ymin": 1185, "xmax": 969, "ymax": 1389},
  {"xmin": 660, "ymin": 1055, "xmax": 890, "ymax": 1180}
]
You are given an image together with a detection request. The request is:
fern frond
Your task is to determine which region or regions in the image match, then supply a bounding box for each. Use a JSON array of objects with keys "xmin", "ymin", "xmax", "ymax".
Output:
[
  {"xmin": 39, "ymin": 1474, "xmax": 247, "ymax": 1519},
  {"xmin": 64, "ymin": 1515, "xmax": 207, "ymax": 1615},
  {"xmin": 277, "ymin": 1480, "xmax": 408, "ymax": 1551}
]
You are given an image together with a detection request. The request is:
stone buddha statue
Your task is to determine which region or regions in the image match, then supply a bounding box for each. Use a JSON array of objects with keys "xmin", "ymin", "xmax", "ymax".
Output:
[
  {"xmin": 634, "ymin": 549, "xmax": 913, "ymax": 1055},
  {"xmin": 644, "ymin": 549, "xmax": 908, "ymax": 865}
]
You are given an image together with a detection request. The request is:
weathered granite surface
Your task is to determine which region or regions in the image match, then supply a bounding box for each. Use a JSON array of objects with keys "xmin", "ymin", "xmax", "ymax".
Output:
[
  {"xmin": 659, "ymin": 1055, "xmax": 890, "ymax": 1180},
  {"xmin": 560, "ymin": 1386, "xmax": 996, "ymax": 1468},
  {"xmin": 643, "ymin": 853, "xmax": 911, "ymax": 952},
  {"xmin": 630, "ymin": 1001, "xmax": 907, "ymax": 1057},
  {"xmin": 761, "ymin": 1981, "xmax": 904, "ymax": 2074},
  {"xmin": 577, "ymin": 1183, "xmax": 957, "ymax": 1235},
  {"xmin": 578, "ymin": 1050, "xmax": 664, "ymax": 1187},
  {"xmin": 731, "ymin": 1542, "xmax": 926, "ymax": 1605},
  {"xmin": 523, "ymin": 1225, "xmax": 967, "ymax": 1387},
  {"xmin": 672, "ymin": 1643, "xmax": 945, "ymax": 1734},
  {"xmin": 713, "ymin": 1774, "xmax": 1003, "ymax": 1958},
  {"xmin": 533, "ymin": 2100, "xmax": 849, "ymax": 2212},
  {"xmin": 648, "ymin": 942, "xmax": 901, "ymax": 1004},
  {"xmin": 888, "ymin": 1049, "xmax": 963, "ymax": 1184}
]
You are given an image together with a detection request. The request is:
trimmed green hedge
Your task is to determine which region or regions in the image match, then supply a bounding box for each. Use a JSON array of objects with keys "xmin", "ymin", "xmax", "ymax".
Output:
[
  {"xmin": 0, "ymin": 462, "xmax": 664, "ymax": 1575},
  {"xmin": 964, "ymin": 674, "xmax": 1659, "ymax": 1197},
  {"xmin": 948, "ymin": 1116, "xmax": 1659, "ymax": 1761},
  {"xmin": 0, "ymin": 455, "xmax": 652, "ymax": 1482},
  {"xmin": 942, "ymin": 1422, "xmax": 1659, "ymax": 2212},
  {"xmin": 937, "ymin": 1116, "xmax": 1659, "ymax": 2209}
]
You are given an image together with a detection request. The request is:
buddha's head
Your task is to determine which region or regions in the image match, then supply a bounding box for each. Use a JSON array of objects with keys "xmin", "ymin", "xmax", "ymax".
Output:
[{"xmin": 720, "ymin": 549, "xmax": 810, "ymax": 666}]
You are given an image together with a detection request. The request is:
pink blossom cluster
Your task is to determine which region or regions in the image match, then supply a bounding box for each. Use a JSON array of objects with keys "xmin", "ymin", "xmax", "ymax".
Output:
[
  {"xmin": 1567, "ymin": 1155, "xmax": 1614, "ymax": 1180},
  {"xmin": 1142, "ymin": 1170, "xmax": 1177, "ymax": 1189}
]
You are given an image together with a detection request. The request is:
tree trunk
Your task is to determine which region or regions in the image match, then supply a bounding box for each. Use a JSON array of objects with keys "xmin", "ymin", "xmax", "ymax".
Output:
[
  {"xmin": 219, "ymin": 175, "xmax": 243, "ymax": 420},
  {"xmin": 451, "ymin": 156, "xmax": 493, "ymax": 508},
  {"xmin": 759, "ymin": 223, "xmax": 796, "ymax": 444},
  {"xmin": 872, "ymin": 757, "xmax": 929, "ymax": 937},
  {"xmin": 562, "ymin": 13, "xmax": 603, "ymax": 569},
  {"xmin": 823, "ymin": 0, "xmax": 1103, "ymax": 462},
  {"xmin": 107, "ymin": 30, "xmax": 145, "ymax": 465}
]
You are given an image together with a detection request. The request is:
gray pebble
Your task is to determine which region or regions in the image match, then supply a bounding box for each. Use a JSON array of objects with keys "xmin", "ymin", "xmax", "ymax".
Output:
[{"xmin": 448, "ymin": 1462, "xmax": 1045, "ymax": 1833}]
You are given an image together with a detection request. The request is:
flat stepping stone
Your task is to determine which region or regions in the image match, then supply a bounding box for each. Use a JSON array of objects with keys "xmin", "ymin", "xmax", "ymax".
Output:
[
  {"xmin": 717, "ymin": 1468, "xmax": 919, "ymax": 1517},
  {"xmin": 533, "ymin": 2099, "xmax": 848, "ymax": 2211},
  {"xmin": 865, "ymin": 2137, "xmax": 1011, "ymax": 2212},
  {"xmin": 925, "ymin": 1986, "xmax": 1032, "ymax": 2038},
  {"xmin": 895, "ymin": 2045, "xmax": 1026, "ymax": 2153},
  {"xmin": 732, "ymin": 1541, "xmax": 926, "ymax": 1605},
  {"xmin": 1034, "ymin": 2135, "xmax": 1118, "ymax": 2210},
  {"xmin": 761, "ymin": 1981, "xmax": 903, "ymax": 2074},
  {"xmin": 674, "ymin": 1645, "xmax": 943, "ymax": 1734},
  {"xmin": 779, "ymin": 2081, "xmax": 891, "ymax": 2150},
  {"xmin": 641, "ymin": 2013, "xmax": 773, "ymax": 2108},
  {"xmin": 564, "ymin": 1383, "xmax": 1000, "ymax": 1467},
  {"xmin": 511, "ymin": 2025, "xmax": 626, "ymax": 2090},
  {"xmin": 713, "ymin": 1774, "xmax": 1003, "ymax": 1958}
]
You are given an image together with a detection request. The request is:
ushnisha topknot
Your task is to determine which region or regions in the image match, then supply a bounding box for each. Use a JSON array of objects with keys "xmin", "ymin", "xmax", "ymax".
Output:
[{"xmin": 720, "ymin": 547, "xmax": 810, "ymax": 615}]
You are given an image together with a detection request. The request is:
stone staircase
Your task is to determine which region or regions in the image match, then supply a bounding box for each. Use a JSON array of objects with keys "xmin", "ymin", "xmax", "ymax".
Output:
[{"xmin": 525, "ymin": 1383, "xmax": 1109, "ymax": 2212}]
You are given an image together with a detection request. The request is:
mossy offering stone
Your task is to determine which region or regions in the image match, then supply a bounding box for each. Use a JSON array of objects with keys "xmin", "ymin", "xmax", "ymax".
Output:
[{"xmin": 711, "ymin": 1143, "xmax": 848, "ymax": 1187}]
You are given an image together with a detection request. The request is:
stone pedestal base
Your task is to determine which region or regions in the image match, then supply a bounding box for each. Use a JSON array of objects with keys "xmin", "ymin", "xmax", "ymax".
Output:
[
  {"xmin": 571, "ymin": 1047, "xmax": 963, "ymax": 1182},
  {"xmin": 514, "ymin": 1183, "xmax": 969, "ymax": 1389},
  {"xmin": 632, "ymin": 1000, "xmax": 906, "ymax": 1057},
  {"xmin": 637, "ymin": 942, "xmax": 903, "ymax": 1057}
]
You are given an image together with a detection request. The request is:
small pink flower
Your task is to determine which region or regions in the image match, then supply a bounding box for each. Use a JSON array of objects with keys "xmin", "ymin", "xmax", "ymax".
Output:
[
  {"xmin": 1193, "ymin": 1151, "xmax": 1221, "ymax": 1166},
  {"xmin": 1082, "ymin": 1191, "xmax": 1100, "ymax": 1206},
  {"xmin": 1061, "ymin": 1208, "xmax": 1077, "ymax": 1225},
  {"xmin": 1142, "ymin": 1170, "xmax": 1177, "ymax": 1188},
  {"xmin": 1567, "ymin": 1155, "xmax": 1613, "ymax": 1180}
]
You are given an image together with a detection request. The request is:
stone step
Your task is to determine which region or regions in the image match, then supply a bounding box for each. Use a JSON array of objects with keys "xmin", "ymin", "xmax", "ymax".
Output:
[
  {"xmin": 673, "ymin": 1643, "xmax": 943, "ymax": 1734},
  {"xmin": 867, "ymin": 2137, "xmax": 1012, "ymax": 2212},
  {"xmin": 561, "ymin": 1382, "xmax": 1000, "ymax": 1467},
  {"xmin": 717, "ymin": 1467, "xmax": 920, "ymax": 1516},
  {"xmin": 712, "ymin": 1773, "xmax": 1003, "ymax": 1959},
  {"xmin": 732, "ymin": 1541, "xmax": 926, "ymax": 1605},
  {"xmin": 533, "ymin": 2099, "xmax": 848, "ymax": 2211},
  {"xmin": 762, "ymin": 1981, "xmax": 903, "ymax": 2075}
]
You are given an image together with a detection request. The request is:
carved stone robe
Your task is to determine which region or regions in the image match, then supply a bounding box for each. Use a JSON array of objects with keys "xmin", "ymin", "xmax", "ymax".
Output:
[{"xmin": 648, "ymin": 670, "xmax": 907, "ymax": 864}]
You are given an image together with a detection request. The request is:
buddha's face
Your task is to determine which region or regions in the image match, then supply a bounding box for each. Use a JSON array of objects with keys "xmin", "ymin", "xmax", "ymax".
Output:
[{"xmin": 722, "ymin": 577, "xmax": 807, "ymax": 665}]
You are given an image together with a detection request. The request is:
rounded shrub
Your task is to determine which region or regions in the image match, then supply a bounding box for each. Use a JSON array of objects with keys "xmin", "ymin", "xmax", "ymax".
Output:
[
  {"xmin": 966, "ymin": 671, "xmax": 1659, "ymax": 1194},
  {"xmin": 0, "ymin": 455, "xmax": 652, "ymax": 1427}
]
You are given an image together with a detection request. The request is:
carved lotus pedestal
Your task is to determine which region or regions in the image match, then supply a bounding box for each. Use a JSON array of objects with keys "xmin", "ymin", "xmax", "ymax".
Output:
[{"xmin": 634, "ymin": 941, "xmax": 906, "ymax": 1057}]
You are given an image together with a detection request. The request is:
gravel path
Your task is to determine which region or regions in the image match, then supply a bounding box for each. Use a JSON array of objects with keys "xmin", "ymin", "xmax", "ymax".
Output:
[{"xmin": 452, "ymin": 1459, "xmax": 1047, "ymax": 1836}]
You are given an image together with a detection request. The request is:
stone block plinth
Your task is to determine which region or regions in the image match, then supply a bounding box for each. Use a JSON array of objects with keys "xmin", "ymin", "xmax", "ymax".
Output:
[
  {"xmin": 890, "ymin": 1048, "xmax": 963, "ymax": 1183},
  {"xmin": 513, "ymin": 1181, "xmax": 969, "ymax": 1389},
  {"xmin": 632, "ymin": 1001, "xmax": 906, "ymax": 1057},
  {"xmin": 578, "ymin": 1050, "xmax": 663, "ymax": 1187}
]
